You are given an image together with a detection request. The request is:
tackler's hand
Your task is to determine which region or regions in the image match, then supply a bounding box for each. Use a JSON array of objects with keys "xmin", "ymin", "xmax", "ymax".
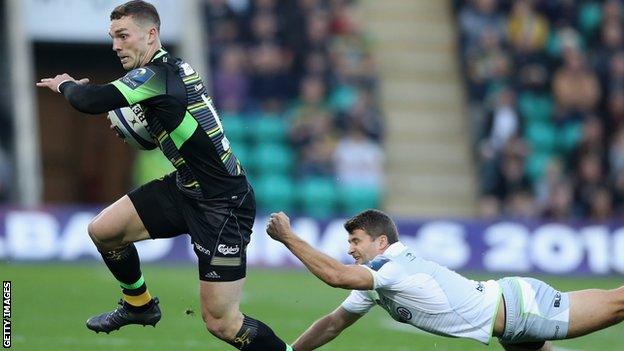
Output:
[{"xmin": 266, "ymin": 212, "xmax": 293, "ymax": 243}]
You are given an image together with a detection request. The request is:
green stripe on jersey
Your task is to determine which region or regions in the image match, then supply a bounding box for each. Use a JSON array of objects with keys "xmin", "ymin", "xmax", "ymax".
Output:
[{"xmin": 171, "ymin": 112, "xmax": 198, "ymax": 149}]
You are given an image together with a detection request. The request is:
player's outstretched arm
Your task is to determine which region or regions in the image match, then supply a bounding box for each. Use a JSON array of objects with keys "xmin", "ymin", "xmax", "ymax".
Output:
[
  {"xmin": 266, "ymin": 212, "xmax": 374, "ymax": 290},
  {"xmin": 292, "ymin": 307, "xmax": 362, "ymax": 351},
  {"xmin": 37, "ymin": 73, "xmax": 127, "ymax": 114}
]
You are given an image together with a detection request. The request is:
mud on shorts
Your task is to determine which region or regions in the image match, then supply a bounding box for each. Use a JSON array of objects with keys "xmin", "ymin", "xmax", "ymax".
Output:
[
  {"xmin": 497, "ymin": 277, "xmax": 570, "ymax": 349},
  {"xmin": 129, "ymin": 173, "xmax": 254, "ymax": 282}
]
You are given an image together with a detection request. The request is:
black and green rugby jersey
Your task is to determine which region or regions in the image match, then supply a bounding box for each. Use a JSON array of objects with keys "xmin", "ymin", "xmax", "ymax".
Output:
[{"xmin": 108, "ymin": 49, "xmax": 247, "ymax": 199}]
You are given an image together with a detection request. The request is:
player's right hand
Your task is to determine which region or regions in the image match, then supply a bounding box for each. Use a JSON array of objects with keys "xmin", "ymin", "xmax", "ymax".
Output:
[{"xmin": 36, "ymin": 73, "xmax": 90, "ymax": 93}]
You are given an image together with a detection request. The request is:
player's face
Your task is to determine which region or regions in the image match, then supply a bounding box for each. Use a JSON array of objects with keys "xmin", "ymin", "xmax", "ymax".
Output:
[
  {"xmin": 109, "ymin": 16, "xmax": 151, "ymax": 70},
  {"xmin": 347, "ymin": 229, "xmax": 383, "ymax": 265}
]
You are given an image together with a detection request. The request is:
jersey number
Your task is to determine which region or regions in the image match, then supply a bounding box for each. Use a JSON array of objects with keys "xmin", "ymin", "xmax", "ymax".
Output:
[{"xmin": 202, "ymin": 94, "xmax": 230, "ymax": 152}]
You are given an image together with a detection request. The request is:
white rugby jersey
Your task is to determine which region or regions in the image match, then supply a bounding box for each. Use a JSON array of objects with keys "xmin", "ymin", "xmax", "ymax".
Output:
[{"xmin": 341, "ymin": 242, "xmax": 502, "ymax": 344}]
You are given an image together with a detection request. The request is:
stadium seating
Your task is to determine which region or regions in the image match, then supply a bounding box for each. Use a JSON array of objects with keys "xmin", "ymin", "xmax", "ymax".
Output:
[
  {"xmin": 297, "ymin": 177, "xmax": 337, "ymax": 219},
  {"xmin": 254, "ymin": 174, "xmax": 296, "ymax": 213}
]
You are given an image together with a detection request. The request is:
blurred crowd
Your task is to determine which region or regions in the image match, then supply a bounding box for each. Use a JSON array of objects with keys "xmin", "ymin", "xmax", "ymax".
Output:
[
  {"xmin": 202, "ymin": 0, "xmax": 384, "ymax": 216},
  {"xmin": 455, "ymin": 0, "xmax": 624, "ymax": 220}
]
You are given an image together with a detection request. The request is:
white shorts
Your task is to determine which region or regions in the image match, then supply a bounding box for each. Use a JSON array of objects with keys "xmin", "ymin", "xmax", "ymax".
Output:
[{"xmin": 497, "ymin": 277, "xmax": 570, "ymax": 345}]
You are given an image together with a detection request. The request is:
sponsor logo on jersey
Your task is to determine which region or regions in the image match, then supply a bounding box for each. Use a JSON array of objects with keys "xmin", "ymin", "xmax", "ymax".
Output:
[
  {"xmin": 217, "ymin": 244, "xmax": 240, "ymax": 255},
  {"xmin": 120, "ymin": 67, "xmax": 155, "ymax": 89},
  {"xmin": 553, "ymin": 292, "xmax": 561, "ymax": 308},
  {"xmin": 194, "ymin": 242, "xmax": 211, "ymax": 256}
]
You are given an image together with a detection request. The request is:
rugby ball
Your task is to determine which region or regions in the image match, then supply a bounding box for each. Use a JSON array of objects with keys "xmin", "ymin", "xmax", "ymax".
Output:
[{"xmin": 107, "ymin": 104, "xmax": 157, "ymax": 150}]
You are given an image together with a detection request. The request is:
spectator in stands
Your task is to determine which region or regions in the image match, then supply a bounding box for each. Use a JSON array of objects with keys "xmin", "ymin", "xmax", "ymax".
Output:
[
  {"xmin": 552, "ymin": 47, "xmax": 601, "ymax": 123},
  {"xmin": 567, "ymin": 116, "xmax": 606, "ymax": 172},
  {"xmin": 507, "ymin": 0, "xmax": 549, "ymax": 56},
  {"xmin": 606, "ymin": 52, "xmax": 624, "ymax": 95},
  {"xmin": 538, "ymin": 0, "xmax": 578, "ymax": 28},
  {"xmin": 340, "ymin": 88, "xmax": 384, "ymax": 142},
  {"xmin": 466, "ymin": 27, "xmax": 514, "ymax": 101},
  {"xmin": 248, "ymin": 11, "xmax": 280, "ymax": 45},
  {"xmin": 333, "ymin": 126, "xmax": 384, "ymax": 190},
  {"xmin": 535, "ymin": 157, "xmax": 564, "ymax": 211},
  {"xmin": 249, "ymin": 42, "xmax": 293, "ymax": 111},
  {"xmin": 304, "ymin": 10, "xmax": 331, "ymax": 54},
  {"xmin": 477, "ymin": 88, "xmax": 521, "ymax": 202},
  {"xmin": 602, "ymin": 0, "xmax": 623, "ymax": 25},
  {"xmin": 588, "ymin": 185, "xmax": 613, "ymax": 221},
  {"xmin": 593, "ymin": 20, "xmax": 623, "ymax": 85},
  {"xmin": 542, "ymin": 180, "xmax": 574, "ymax": 219},
  {"xmin": 481, "ymin": 87, "xmax": 521, "ymax": 155},
  {"xmin": 212, "ymin": 45, "xmax": 249, "ymax": 113},
  {"xmin": 611, "ymin": 127, "xmax": 624, "ymax": 169},
  {"xmin": 298, "ymin": 133, "xmax": 336, "ymax": 177},
  {"xmin": 608, "ymin": 89, "xmax": 624, "ymax": 130},
  {"xmin": 492, "ymin": 154, "xmax": 532, "ymax": 206},
  {"xmin": 506, "ymin": 189, "xmax": 538, "ymax": 218},
  {"xmin": 459, "ymin": 0, "xmax": 506, "ymax": 56},
  {"xmin": 574, "ymin": 152, "xmax": 606, "ymax": 216},
  {"xmin": 287, "ymin": 74, "xmax": 330, "ymax": 122}
]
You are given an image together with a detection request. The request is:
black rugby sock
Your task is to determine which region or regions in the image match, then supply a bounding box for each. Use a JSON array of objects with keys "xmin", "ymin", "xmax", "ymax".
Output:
[
  {"xmin": 100, "ymin": 244, "xmax": 152, "ymax": 309},
  {"xmin": 228, "ymin": 315, "xmax": 290, "ymax": 351}
]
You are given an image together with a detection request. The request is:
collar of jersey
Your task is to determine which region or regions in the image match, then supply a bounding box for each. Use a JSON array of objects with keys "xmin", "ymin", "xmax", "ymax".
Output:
[
  {"xmin": 383, "ymin": 241, "xmax": 407, "ymax": 257},
  {"xmin": 150, "ymin": 48, "xmax": 168, "ymax": 62}
]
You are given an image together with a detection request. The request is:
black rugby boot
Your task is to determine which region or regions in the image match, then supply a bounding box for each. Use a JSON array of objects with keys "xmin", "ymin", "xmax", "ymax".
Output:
[{"xmin": 86, "ymin": 297, "xmax": 161, "ymax": 333}]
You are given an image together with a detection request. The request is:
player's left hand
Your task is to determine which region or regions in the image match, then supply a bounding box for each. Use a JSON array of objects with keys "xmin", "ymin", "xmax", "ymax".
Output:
[
  {"xmin": 36, "ymin": 73, "xmax": 90, "ymax": 93},
  {"xmin": 266, "ymin": 212, "xmax": 293, "ymax": 242}
]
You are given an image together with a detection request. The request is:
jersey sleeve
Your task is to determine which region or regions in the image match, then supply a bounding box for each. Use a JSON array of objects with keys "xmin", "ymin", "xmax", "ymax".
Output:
[
  {"xmin": 111, "ymin": 66, "xmax": 166, "ymax": 105},
  {"xmin": 60, "ymin": 82, "xmax": 128, "ymax": 114},
  {"xmin": 340, "ymin": 290, "xmax": 375, "ymax": 315},
  {"xmin": 363, "ymin": 258, "xmax": 404, "ymax": 290}
]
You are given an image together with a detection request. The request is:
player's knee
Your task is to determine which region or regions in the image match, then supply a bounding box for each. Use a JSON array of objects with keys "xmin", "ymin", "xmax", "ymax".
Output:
[
  {"xmin": 87, "ymin": 219, "xmax": 104, "ymax": 244},
  {"xmin": 87, "ymin": 217, "xmax": 121, "ymax": 248},
  {"xmin": 201, "ymin": 310, "xmax": 240, "ymax": 341}
]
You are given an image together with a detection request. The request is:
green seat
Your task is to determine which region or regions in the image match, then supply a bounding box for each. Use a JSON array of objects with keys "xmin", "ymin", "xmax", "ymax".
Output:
[
  {"xmin": 328, "ymin": 84, "xmax": 359, "ymax": 112},
  {"xmin": 579, "ymin": 2, "xmax": 602, "ymax": 39},
  {"xmin": 297, "ymin": 177, "xmax": 337, "ymax": 219},
  {"xmin": 250, "ymin": 142, "xmax": 295, "ymax": 176},
  {"xmin": 525, "ymin": 121, "xmax": 556, "ymax": 152},
  {"xmin": 556, "ymin": 122, "xmax": 583, "ymax": 153},
  {"xmin": 338, "ymin": 185, "xmax": 381, "ymax": 215},
  {"xmin": 253, "ymin": 175, "xmax": 296, "ymax": 213},
  {"xmin": 220, "ymin": 113, "xmax": 246, "ymax": 144},
  {"xmin": 250, "ymin": 114, "xmax": 288, "ymax": 143},
  {"xmin": 519, "ymin": 92, "xmax": 553, "ymax": 123},
  {"xmin": 525, "ymin": 152, "xmax": 552, "ymax": 182}
]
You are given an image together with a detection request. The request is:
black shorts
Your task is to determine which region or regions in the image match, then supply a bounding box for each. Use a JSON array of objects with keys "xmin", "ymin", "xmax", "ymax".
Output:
[{"xmin": 128, "ymin": 173, "xmax": 255, "ymax": 282}]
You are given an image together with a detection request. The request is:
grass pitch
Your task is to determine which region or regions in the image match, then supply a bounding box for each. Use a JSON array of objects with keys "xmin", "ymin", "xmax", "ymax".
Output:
[{"xmin": 2, "ymin": 263, "xmax": 622, "ymax": 351}]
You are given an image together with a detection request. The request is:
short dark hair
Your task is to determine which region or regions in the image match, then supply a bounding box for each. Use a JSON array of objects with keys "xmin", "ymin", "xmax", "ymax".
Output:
[
  {"xmin": 344, "ymin": 209, "xmax": 399, "ymax": 244},
  {"xmin": 110, "ymin": 0, "xmax": 161, "ymax": 31}
]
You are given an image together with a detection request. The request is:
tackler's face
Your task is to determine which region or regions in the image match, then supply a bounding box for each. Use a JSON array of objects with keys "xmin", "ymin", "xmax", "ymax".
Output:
[
  {"xmin": 347, "ymin": 229, "xmax": 384, "ymax": 265},
  {"xmin": 109, "ymin": 15, "xmax": 151, "ymax": 70}
]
